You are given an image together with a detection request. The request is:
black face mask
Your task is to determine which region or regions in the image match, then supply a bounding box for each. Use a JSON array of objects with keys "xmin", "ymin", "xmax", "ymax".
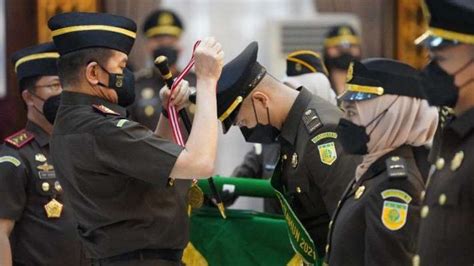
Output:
[
  {"xmin": 324, "ymin": 53, "xmax": 360, "ymax": 70},
  {"xmin": 29, "ymin": 92, "xmax": 60, "ymax": 125},
  {"xmin": 153, "ymin": 46, "xmax": 179, "ymax": 66},
  {"xmin": 97, "ymin": 65, "xmax": 136, "ymax": 107},
  {"xmin": 336, "ymin": 98, "xmax": 398, "ymax": 155},
  {"xmin": 419, "ymin": 59, "xmax": 472, "ymax": 107},
  {"xmin": 240, "ymin": 99, "xmax": 280, "ymax": 144},
  {"xmin": 43, "ymin": 94, "xmax": 61, "ymax": 124}
]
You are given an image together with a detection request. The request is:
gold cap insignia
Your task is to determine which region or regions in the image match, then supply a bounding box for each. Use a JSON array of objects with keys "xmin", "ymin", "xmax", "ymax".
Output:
[{"xmin": 158, "ymin": 13, "xmax": 174, "ymax": 26}]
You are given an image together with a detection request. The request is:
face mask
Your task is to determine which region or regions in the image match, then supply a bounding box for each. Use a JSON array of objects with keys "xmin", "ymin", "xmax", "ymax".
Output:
[
  {"xmin": 240, "ymin": 99, "xmax": 280, "ymax": 144},
  {"xmin": 97, "ymin": 65, "xmax": 136, "ymax": 107},
  {"xmin": 419, "ymin": 59, "xmax": 472, "ymax": 107},
  {"xmin": 153, "ymin": 46, "xmax": 179, "ymax": 66},
  {"xmin": 43, "ymin": 94, "xmax": 61, "ymax": 124},
  {"xmin": 29, "ymin": 91, "xmax": 59, "ymax": 125},
  {"xmin": 324, "ymin": 53, "xmax": 359, "ymax": 70},
  {"xmin": 336, "ymin": 98, "xmax": 398, "ymax": 155}
]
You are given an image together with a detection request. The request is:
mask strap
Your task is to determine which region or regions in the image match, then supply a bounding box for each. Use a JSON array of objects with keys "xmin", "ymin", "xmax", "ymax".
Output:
[
  {"xmin": 366, "ymin": 96, "xmax": 399, "ymax": 135},
  {"xmin": 453, "ymin": 59, "xmax": 474, "ymax": 87},
  {"xmin": 266, "ymin": 107, "xmax": 271, "ymax": 125},
  {"xmin": 251, "ymin": 98, "xmax": 261, "ymax": 124}
]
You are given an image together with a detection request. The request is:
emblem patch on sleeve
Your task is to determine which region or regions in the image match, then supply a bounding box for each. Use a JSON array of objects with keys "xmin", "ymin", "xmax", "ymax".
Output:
[
  {"xmin": 381, "ymin": 189, "xmax": 412, "ymax": 231},
  {"xmin": 317, "ymin": 142, "xmax": 337, "ymax": 165}
]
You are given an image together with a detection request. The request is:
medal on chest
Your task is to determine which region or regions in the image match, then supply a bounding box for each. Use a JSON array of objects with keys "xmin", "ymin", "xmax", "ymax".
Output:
[
  {"xmin": 187, "ymin": 181, "xmax": 204, "ymax": 215},
  {"xmin": 44, "ymin": 198, "xmax": 63, "ymax": 218}
]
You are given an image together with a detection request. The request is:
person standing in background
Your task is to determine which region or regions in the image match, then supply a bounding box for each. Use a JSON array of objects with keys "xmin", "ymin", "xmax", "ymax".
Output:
[
  {"xmin": 323, "ymin": 25, "xmax": 362, "ymax": 96},
  {"xmin": 415, "ymin": 0, "xmax": 474, "ymax": 265},
  {"xmin": 129, "ymin": 9, "xmax": 197, "ymax": 130},
  {"xmin": 0, "ymin": 42, "xmax": 87, "ymax": 266}
]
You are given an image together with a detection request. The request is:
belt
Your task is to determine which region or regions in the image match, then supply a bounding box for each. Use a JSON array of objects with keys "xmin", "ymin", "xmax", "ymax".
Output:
[{"xmin": 91, "ymin": 249, "xmax": 183, "ymax": 264}]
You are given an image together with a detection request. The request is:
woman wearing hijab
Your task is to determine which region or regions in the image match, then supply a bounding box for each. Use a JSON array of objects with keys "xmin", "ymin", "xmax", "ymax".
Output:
[{"xmin": 324, "ymin": 59, "xmax": 438, "ymax": 266}]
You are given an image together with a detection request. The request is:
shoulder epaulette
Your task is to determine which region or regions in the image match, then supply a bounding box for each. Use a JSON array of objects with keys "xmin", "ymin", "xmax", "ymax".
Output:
[
  {"xmin": 92, "ymin": 104, "xmax": 120, "ymax": 116},
  {"xmin": 385, "ymin": 156, "xmax": 408, "ymax": 180},
  {"xmin": 4, "ymin": 129, "xmax": 35, "ymax": 149},
  {"xmin": 302, "ymin": 108, "xmax": 323, "ymax": 135}
]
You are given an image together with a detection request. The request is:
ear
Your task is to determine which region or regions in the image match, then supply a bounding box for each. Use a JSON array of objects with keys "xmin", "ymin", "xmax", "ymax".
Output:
[
  {"xmin": 251, "ymin": 91, "xmax": 269, "ymax": 108},
  {"xmin": 21, "ymin": 90, "xmax": 34, "ymax": 107},
  {"xmin": 85, "ymin": 61, "xmax": 101, "ymax": 86}
]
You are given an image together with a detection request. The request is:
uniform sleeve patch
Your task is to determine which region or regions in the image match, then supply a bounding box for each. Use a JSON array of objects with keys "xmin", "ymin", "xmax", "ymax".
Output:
[
  {"xmin": 311, "ymin": 132, "xmax": 337, "ymax": 144},
  {"xmin": 381, "ymin": 189, "xmax": 412, "ymax": 204},
  {"xmin": 0, "ymin": 156, "xmax": 21, "ymax": 167},
  {"xmin": 116, "ymin": 119, "xmax": 129, "ymax": 128},
  {"xmin": 380, "ymin": 189, "xmax": 411, "ymax": 231},
  {"xmin": 317, "ymin": 142, "xmax": 337, "ymax": 165}
]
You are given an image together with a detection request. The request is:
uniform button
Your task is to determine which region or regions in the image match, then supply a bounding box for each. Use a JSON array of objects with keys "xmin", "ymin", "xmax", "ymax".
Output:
[
  {"xmin": 412, "ymin": 254, "xmax": 420, "ymax": 266},
  {"xmin": 325, "ymin": 244, "xmax": 329, "ymax": 253},
  {"xmin": 296, "ymin": 187, "xmax": 302, "ymax": 193},
  {"xmin": 438, "ymin": 193, "xmax": 447, "ymax": 205},
  {"xmin": 421, "ymin": 205, "xmax": 429, "ymax": 218},
  {"xmin": 420, "ymin": 190, "xmax": 426, "ymax": 201},
  {"xmin": 41, "ymin": 182, "xmax": 50, "ymax": 192},
  {"xmin": 282, "ymin": 154, "xmax": 288, "ymax": 160},
  {"xmin": 435, "ymin": 158, "xmax": 445, "ymax": 170}
]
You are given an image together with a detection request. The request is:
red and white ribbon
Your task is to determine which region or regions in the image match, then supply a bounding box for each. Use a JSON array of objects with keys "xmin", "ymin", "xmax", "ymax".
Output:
[{"xmin": 167, "ymin": 40, "xmax": 201, "ymax": 146}]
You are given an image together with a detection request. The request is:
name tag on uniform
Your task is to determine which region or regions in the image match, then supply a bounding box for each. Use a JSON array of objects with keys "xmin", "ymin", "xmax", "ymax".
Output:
[{"xmin": 38, "ymin": 171, "xmax": 56, "ymax": 180}]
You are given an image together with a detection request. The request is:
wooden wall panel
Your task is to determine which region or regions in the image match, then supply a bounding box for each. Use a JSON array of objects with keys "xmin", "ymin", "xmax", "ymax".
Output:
[{"xmin": 315, "ymin": 0, "xmax": 396, "ymax": 59}]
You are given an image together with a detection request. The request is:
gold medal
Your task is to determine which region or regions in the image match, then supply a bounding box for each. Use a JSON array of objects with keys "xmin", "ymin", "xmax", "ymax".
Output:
[
  {"xmin": 187, "ymin": 184, "xmax": 204, "ymax": 209},
  {"xmin": 44, "ymin": 198, "xmax": 63, "ymax": 218}
]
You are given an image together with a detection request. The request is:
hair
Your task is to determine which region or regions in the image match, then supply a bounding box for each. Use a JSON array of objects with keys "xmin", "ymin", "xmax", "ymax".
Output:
[
  {"xmin": 57, "ymin": 47, "xmax": 113, "ymax": 88},
  {"xmin": 19, "ymin": 76, "xmax": 41, "ymax": 93}
]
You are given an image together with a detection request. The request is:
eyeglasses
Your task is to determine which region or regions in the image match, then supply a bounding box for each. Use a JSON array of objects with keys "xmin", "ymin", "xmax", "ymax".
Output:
[{"xmin": 34, "ymin": 83, "xmax": 62, "ymax": 91}]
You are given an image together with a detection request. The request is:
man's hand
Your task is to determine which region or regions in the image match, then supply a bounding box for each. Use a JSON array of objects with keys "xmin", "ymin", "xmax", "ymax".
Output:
[
  {"xmin": 194, "ymin": 37, "xmax": 224, "ymax": 84},
  {"xmin": 159, "ymin": 80, "xmax": 192, "ymax": 111}
]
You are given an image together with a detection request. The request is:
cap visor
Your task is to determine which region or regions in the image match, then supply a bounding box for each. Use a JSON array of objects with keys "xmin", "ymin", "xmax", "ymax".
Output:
[
  {"xmin": 337, "ymin": 90, "xmax": 379, "ymax": 102},
  {"xmin": 415, "ymin": 32, "xmax": 458, "ymax": 48}
]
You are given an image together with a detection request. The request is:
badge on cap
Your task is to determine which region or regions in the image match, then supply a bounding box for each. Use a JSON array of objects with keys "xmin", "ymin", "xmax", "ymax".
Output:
[
  {"xmin": 380, "ymin": 189, "xmax": 412, "ymax": 231},
  {"xmin": 318, "ymin": 142, "xmax": 337, "ymax": 166}
]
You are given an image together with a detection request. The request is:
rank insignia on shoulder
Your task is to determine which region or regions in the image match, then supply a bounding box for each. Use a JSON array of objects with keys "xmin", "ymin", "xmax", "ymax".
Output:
[
  {"xmin": 92, "ymin": 104, "xmax": 120, "ymax": 116},
  {"xmin": 386, "ymin": 156, "xmax": 407, "ymax": 179},
  {"xmin": 4, "ymin": 129, "xmax": 34, "ymax": 149},
  {"xmin": 302, "ymin": 108, "xmax": 323, "ymax": 134},
  {"xmin": 318, "ymin": 142, "xmax": 337, "ymax": 165},
  {"xmin": 380, "ymin": 189, "xmax": 412, "ymax": 231}
]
